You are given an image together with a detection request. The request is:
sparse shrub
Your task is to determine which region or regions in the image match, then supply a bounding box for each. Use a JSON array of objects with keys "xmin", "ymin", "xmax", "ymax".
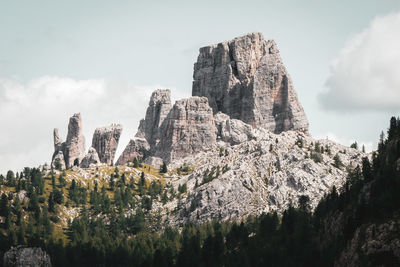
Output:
[
  {"xmin": 310, "ymin": 152, "xmax": 323, "ymax": 163},
  {"xmin": 178, "ymin": 183, "xmax": 187, "ymax": 194},
  {"xmin": 333, "ymin": 154, "xmax": 343, "ymax": 169},
  {"xmin": 295, "ymin": 138, "xmax": 304, "ymax": 148}
]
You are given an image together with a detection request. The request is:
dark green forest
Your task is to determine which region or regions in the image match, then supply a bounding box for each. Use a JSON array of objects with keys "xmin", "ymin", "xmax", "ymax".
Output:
[{"xmin": 0, "ymin": 117, "xmax": 399, "ymax": 266}]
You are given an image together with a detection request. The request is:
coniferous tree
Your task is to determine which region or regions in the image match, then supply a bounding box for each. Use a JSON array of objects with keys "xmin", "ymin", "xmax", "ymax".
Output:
[{"xmin": 160, "ymin": 163, "xmax": 168, "ymax": 174}]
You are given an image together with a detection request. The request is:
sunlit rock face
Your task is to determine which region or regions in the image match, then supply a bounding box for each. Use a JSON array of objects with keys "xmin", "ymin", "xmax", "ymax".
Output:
[
  {"xmin": 192, "ymin": 32, "xmax": 309, "ymax": 133},
  {"xmin": 155, "ymin": 96, "xmax": 217, "ymax": 163},
  {"xmin": 51, "ymin": 113, "xmax": 86, "ymax": 169}
]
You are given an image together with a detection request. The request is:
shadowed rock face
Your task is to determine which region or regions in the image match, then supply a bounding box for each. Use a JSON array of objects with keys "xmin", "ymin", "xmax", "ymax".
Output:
[
  {"xmin": 80, "ymin": 147, "xmax": 101, "ymax": 168},
  {"xmin": 115, "ymin": 138, "xmax": 150, "ymax": 165},
  {"xmin": 116, "ymin": 89, "xmax": 172, "ymax": 166},
  {"xmin": 192, "ymin": 32, "xmax": 309, "ymax": 133},
  {"xmin": 91, "ymin": 124, "xmax": 123, "ymax": 165}
]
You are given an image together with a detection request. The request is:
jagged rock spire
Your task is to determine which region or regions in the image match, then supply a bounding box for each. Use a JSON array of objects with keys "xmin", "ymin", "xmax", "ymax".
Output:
[
  {"xmin": 64, "ymin": 113, "xmax": 86, "ymax": 168},
  {"xmin": 51, "ymin": 113, "xmax": 86, "ymax": 169}
]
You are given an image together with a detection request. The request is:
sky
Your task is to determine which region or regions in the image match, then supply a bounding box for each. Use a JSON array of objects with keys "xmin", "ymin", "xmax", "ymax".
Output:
[{"xmin": 1, "ymin": 0, "xmax": 400, "ymax": 174}]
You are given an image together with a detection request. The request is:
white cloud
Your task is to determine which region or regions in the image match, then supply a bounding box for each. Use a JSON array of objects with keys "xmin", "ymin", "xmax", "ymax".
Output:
[
  {"xmin": 0, "ymin": 76, "xmax": 189, "ymax": 175},
  {"xmin": 318, "ymin": 12, "xmax": 400, "ymax": 112}
]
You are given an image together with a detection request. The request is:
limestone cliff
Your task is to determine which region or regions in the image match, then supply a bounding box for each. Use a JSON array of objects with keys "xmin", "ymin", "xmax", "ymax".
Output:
[
  {"xmin": 156, "ymin": 96, "xmax": 217, "ymax": 162},
  {"xmin": 91, "ymin": 124, "xmax": 123, "ymax": 165},
  {"xmin": 64, "ymin": 113, "xmax": 86, "ymax": 168},
  {"xmin": 192, "ymin": 32, "xmax": 309, "ymax": 133}
]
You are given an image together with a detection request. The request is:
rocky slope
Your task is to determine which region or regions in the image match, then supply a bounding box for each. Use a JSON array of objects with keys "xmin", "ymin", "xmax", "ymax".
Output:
[{"xmin": 156, "ymin": 126, "xmax": 364, "ymax": 225}]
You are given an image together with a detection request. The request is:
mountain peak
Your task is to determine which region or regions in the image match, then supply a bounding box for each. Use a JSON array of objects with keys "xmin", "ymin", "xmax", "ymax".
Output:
[{"xmin": 193, "ymin": 33, "xmax": 309, "ymax": 133}]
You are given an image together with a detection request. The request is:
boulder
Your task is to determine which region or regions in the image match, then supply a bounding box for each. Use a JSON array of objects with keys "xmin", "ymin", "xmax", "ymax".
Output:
[{"xmin": 3, "ymin": 246, "xmax": 51, "ymax": 267}]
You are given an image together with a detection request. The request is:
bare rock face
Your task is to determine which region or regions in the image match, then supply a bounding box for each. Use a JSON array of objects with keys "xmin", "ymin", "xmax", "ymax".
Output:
[
  {"xmin": 162, "ymin": 130, "xmax": 365, "ymax": 225},
  {"xmin": 80, "ymin": 147, "xmax": 101, "ymax": 168},
  {"xmin": 335, "ymin": 215, "xmax": 400, "ymax": 267},
  {"xmin": 50, "ymin": 113, "xmax": 86, "ymax": 169},
  {"xmin": 91, "ymin": 124, "xmax": 123, "ymax": 165},
  {"xmin": 157, "ymin": 96, "xmax": 217, "ymax": 162},
  {"xmin": 136, "ymin": 89, "xmax": 172, "ymax": 144},
  {"xmin": 64, "ymin": 113, "xmax": 86, "ymax": 168},
  {"xmin": 144, "ymin": 156, "xmax": 164, "ymax": 169},
  {"xmin": 125, "ymin": 91, "xmax": 217, "ymax": 164},
  {"xmin": 3, "ymin": 246, "xmax": 52, "ymax": 267},
  {"xmin": 51, "ymin": 129, "xmax": 65, "ymax": 169},
  {"xmin": 53, "ymin": 129, "xmax": 63, "ymax": 152},
  {"xmin": 214, "ymin": 112, "xmax": 255, "ymax": 145},
  {"xmin": 116, "ymin": 138, "xmax": 150, "ymax": 165},
  {"xmin": 192, "ymin": 32, "xmax": 309, "ymax": 133},
  {"xmin": 51, "ymin": 151, "xmax": 66, "ymax": 170}
]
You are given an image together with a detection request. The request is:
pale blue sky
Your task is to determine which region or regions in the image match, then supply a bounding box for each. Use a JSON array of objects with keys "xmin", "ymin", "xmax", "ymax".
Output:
[{"xmin": 1, "ymin": 0, "xmax": 400, "ymax": 173}]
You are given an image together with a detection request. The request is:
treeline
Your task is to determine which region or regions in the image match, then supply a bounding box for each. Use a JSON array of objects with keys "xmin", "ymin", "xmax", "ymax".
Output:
[{"xmin": 0, "ymin": 117, "xmax": 399, "ymax": 266}]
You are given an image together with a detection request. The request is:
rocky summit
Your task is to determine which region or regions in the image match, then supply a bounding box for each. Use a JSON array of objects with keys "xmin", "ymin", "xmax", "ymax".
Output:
[
  {"xmin": 51, "ymin": 113, "xmax": 86, "ymax": 169},
  {"xmin": 51, "ymin": 115, "xmax": 121, "ymax": 169},
  {"xmin": 192, "ymin": 32, "xmax": 309, "ymax": 133},
  {"xmin": 50, "ymin": 32, "xmax": 364, "ymax": 223}
]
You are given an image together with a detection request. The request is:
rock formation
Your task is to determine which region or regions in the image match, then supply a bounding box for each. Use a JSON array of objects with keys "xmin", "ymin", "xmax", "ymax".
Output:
[
  {"xmin": 115, "ymin": 138, "xmax": 150, "ymax": 165},
  {"xmin": 118, "ymin": 92, "xmax": 217, "ymax": 165},
  {"xmin": 80, "ymin": 147, "xmax": 101, "ymax": 168},
  {"xmin": 163, "ymin": 129, "xmax": 365, "ymax": 225},
  {"xmin": 335, "ymin": 215, "xmax": 400, "ymax": 267},
  {"xmin": 3, "ymin": 246, "xmax": 52, "ymax": 267},
  {"xmin": 51, "ymin": 151, "xmax": 66, "ymax": 170},
  {"xmin": 51, "ymin": 113, "xmax": 86, "ymax": 169},
  {"xmin": 144, "ymin": 156, "xmax": 164, "ymax": 169},
  {"xmin": 156, "ymin": 96, "xmax": 217, "ymax": 162},
  {"xmin": 91, "ymin": 124, "xmax": 123, "ymax": 165},
  {"xmin": 214, "ymin": 112, "xmax": 255, "ymax": 145},
  {"xmin": 136, "ymin": 89, "xmax": 172, "ymax": 145},
  {"xmin": 192, "ymin": 32, "xmax": 309, "ymax": 133},
  {"xmin": 64, "ymin": 113, "xmax": 86, "ymax": 168}
]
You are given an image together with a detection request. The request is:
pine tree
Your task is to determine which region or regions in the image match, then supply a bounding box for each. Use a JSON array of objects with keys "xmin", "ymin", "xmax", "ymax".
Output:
[
  {"xmin": 48, "ymin": 192, "xmax": 55, "ymax": 213},
  {"xmin": 160, "ymin": 163, "xmax": 168, "ymax": 174}
]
